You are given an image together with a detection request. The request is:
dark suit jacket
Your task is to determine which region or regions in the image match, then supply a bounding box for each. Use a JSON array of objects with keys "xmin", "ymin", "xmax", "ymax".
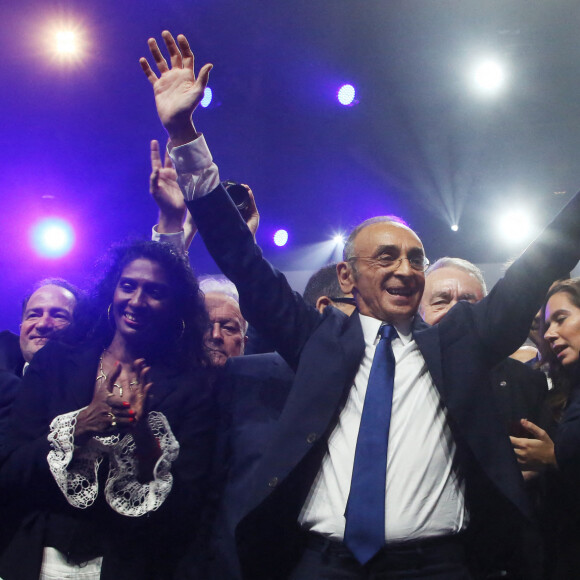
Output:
[
  {"xmin": 0, "ymin": 341, "xmax": 217, "ymax": 580},
  {"xmin": 190, "ymin": 186, "xmax": 580, "ymax": 579},
  {"xmin": 490, "ymin": 358, "xmax": 550, "ymax": 435},
  {"xmin": 201, "ymin": 353, "xmax": 294, "ymax": 579},
  {"xmin": 0, "ymin": 331, "xmax": 23, "ymax": 376}
]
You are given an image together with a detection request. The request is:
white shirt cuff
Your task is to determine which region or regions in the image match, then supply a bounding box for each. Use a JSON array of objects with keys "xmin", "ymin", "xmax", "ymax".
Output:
[{"xmin": 168, "ymin": 135, "xmax": 221, "ymax": 201}]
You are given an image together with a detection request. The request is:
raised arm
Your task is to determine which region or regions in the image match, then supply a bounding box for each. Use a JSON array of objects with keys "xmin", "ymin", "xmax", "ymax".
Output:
[{"xmin": 140, "ymin": 31, "xmax": 212, "ymax": 146}]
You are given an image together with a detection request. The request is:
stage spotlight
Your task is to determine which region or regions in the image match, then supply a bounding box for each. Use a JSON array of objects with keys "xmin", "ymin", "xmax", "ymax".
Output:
[
  {"xmin": 337, "ymin": 84, "xmax": 356, "ymax": 106},
  {"xmin": 451, "ymin": 224, "xmax": 459, "ymax": 232},
  {"xmin": 56, "ymin": 30, "xmax": 77, "ymax": 54},
  {"xmin": 200, "ymin": 87, "xmax": 213, "ymax": 108},
  {"xmin": 333, "ymin": 234, "xmax": 345, "ymax": 244},
  {"xmin": 31, "ymin": 218, "xmax": 75, "ymax": 258},
  {"xmin": 44, "ymin": 20, "xmax": 87, "ymax": 64},
  {"xmin": 273, "ymin": 229, "xmax": 289, "ymax": 247},
  {"xmin": 472, "ymin": 59, "xmax": 505, "ymax": 95},
  {"xmin": 497, "ymin": 210, "xmax": 532, "ymax": 243}
]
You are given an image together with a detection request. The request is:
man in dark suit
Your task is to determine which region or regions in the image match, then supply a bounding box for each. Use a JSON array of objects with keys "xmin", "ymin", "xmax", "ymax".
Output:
[
  {"xmin": 420, "ymin": 257, "xmax": 550, "ymax": 434},
  {"xmin": 420, "ymin": 257, "xmax": 551, "ymax": 579},
  {"xmin": 141, "ymin": 31, "xmax": 580, "ymax": 579},
  {"xmin": 203, "ymin": 266, "xmax": 355, "ymax": 579}
]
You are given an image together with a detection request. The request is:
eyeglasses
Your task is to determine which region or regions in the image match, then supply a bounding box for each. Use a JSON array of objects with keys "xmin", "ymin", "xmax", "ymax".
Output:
[{"xmin": 348, "ymin": 255, "xmax": 430, "ymax": 272}]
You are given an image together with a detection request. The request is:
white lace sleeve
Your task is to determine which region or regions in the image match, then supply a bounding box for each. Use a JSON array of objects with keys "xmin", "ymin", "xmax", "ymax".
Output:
[
  {"xmin": 47, "ymin": 408, "xmax": 110, "ymax": 509},
  {"xmin": 105, "ymin": 411, "xmax": 180, "ymax": 517}
]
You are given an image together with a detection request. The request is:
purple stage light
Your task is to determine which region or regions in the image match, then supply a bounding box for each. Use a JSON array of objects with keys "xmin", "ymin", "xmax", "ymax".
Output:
[
  {"xmin": 200, "ymin": 87, "xmax": 213, "ymax": 108},
  {"xmin": 273, "ymin": 229, "xmax": 288, "ymax": 247},
  {"xmin": 31, "ymin": 217, "xmax": 75, "ymax": 258},
  {"xmin": 337, "ymin": 84, "xmax": 356, "ymax": 106}
]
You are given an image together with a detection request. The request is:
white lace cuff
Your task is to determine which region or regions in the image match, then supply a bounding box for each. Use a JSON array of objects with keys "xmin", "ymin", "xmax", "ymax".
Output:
[
  {"xmin": 47, "ymin": 410, "xmax": 179, "ymax": 516},
  {"xmin": 105, "ymin": 411, "xmax": 179, "ymax": 517},
  {"xmin": 47, "ymin": 408, "xmax": 106, "ymax": 509}
]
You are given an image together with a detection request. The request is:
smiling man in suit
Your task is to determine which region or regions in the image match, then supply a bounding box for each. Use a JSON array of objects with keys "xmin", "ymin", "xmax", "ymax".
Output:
[
  {"xmin": 0, "ymin": 279, "xmax": 80, "ymax": 377},
  {"xmin": 141, "ymin": 31, "xmax": 580, "ymax": 579}
]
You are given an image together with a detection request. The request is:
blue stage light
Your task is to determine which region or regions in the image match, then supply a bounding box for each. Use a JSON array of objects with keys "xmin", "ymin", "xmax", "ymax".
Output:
[
  {"xmin": 31, "ymin": 218, "xmax": 75, "ymax": 258},
  {"xmin": 337, "ymin": 84, "xmax": 356, "ymax": 106},
  {"xmin": 200, "ymin": 87, "xmax": 213, "ymax": 108},
  {"xmin": 273, "ymin": 229, "xmax": 288, "ymax": 247}
]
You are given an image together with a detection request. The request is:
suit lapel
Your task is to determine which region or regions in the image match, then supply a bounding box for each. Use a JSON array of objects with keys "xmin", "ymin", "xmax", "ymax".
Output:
[
  {"xmin": 412, "ymin": 317, "xmax": 446, "ymax": 398},
  {"xmin": 242, "ymin": 310, "xmax": 365, "ymax": 517}
]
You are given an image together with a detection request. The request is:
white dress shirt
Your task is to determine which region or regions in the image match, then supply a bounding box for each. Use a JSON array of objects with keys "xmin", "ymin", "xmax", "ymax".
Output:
[{"xmin": 299, "ymin": 314, "xmax": 467, "ymax": 542}]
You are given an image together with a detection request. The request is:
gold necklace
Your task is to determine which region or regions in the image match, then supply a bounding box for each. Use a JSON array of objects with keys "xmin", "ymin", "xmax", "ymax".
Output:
[{"xmin": 97, "ymin": 351, "xmax": 139, "ymax": 398}]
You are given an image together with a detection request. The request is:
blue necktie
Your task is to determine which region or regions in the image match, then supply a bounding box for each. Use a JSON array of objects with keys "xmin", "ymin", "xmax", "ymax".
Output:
[{"xmin": 344, "ymin": 324, "xmax": 397, "ymax": 564}]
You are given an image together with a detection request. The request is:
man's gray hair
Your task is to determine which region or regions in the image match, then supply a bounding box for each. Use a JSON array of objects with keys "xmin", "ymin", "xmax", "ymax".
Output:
[
  {"xmin": 342, "ymin": 216, "xmax": 411, "ymax": 262},
  {"xmin": 199, "ymin": 275, "xmax": 248, "ymax": 334},
  {"xmin": 426, "ymin": 257, "xmax": 487, "ymax": 296},
  {"xmin": 199, "ymin": 275, "xmax": 240, "ymax": 302}
]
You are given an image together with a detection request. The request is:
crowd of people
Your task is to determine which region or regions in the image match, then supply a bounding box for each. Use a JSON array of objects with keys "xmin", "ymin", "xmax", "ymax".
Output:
[{"xmin": 0, "ymin": 29, "xmax": 579, "ymax": 579}]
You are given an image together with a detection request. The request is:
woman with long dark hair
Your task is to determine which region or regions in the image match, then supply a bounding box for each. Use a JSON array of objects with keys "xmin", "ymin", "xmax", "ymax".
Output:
[
  {"xmin": 511, "ymin": 278, "xmax": 580, "ymax": 578},
  {"xmin": 0, "ymin": 240, "xmax": 216, "ymax": 579}
]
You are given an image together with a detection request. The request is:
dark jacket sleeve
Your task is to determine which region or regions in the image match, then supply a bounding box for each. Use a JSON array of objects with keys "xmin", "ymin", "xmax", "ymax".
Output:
[
  {"xmin": 0, "ymin": 345, "xmax": 68, "ymax": 511},
  {"xmin": 189, "ymin": 186, "xmax": 322, "ymax": 371},
  {"xmin": 554, "ymin": 385, "xmax": 580, "ymax": 482},
  {"xmin": 468, "ymin": 191, "xmax": 580, "ymax": 367}
]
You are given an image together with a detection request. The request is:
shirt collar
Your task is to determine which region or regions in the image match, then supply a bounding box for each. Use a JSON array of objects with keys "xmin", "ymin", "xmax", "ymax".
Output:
[{"xmin": 358, "ymin": 313, "xmax": 413, "ymax": 345}]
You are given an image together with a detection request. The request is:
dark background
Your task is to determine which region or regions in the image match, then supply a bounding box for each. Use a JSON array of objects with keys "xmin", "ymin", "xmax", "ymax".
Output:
[{"xmin": 2, "ymin": 0, "xmax": 580, "ymax": 331}]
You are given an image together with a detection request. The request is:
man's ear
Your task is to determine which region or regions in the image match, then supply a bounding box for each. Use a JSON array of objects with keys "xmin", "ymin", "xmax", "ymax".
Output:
[
  {"xmin": 337, "ymin": 261, "xmax": 355, "ymax": 294},
  {"xmin": 240, "ymin": 333, "xmax": 249, "ymax": 355},
  {"xmin": 315, "ymin": 296, "xmax": 332, "ymax": 314}
]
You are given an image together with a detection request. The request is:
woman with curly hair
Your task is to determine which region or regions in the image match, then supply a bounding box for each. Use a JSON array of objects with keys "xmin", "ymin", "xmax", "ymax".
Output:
[{"xmin": 0, "ymin": 240, "xmax": 216, "ymax": 580}]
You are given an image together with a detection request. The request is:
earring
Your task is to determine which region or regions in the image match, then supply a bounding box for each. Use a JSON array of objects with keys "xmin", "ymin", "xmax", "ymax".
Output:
[{"xmin": 107, "ymin": 304, "xmax": 116, "ymax": 330}]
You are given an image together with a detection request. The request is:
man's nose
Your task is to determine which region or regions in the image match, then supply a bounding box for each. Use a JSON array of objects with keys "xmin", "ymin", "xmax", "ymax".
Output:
[
  {"xmin": 35, "ymin": 314, "xmax": 55, "ymax": 331},
  {"xmin": 393, "ymin": 257, "xmax": 414, "ymax": 275},
  {"xmin": 211, "ymin": 323, "xmax": 224, "ymax": 341}
]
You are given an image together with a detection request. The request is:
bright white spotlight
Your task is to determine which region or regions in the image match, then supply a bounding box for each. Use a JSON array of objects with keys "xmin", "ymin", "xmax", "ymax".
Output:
[
  {"xmin": 472, "ymin": 60, "xmax": 506, "ymax": 95},
  {"xmin": 337, "ymin": 84, "xmax": 356, "ymax": 106},
  {"xmin": 31, "ymin": 218, "xmax": 75, "ymax": 258},
  {"xmin": 44, "ymin": 20, "xmax": 87, "ymax": 64},
  {"xmin": 200, "ymin": 87, "xmax": 213, "ymax": 108},
  {"xmin": 497, "ymin": 210, "xmax": 532, "ymax": 243},
  {"xmin": 333, "ymin": 234, "xmax": 345, "ymax": 244},
  {"xmin": 56, "ymin": 31, "xmax": 77, "ymax": 54},
  {"xmin": 451, "ymin": 224, "xmax": 459, "ymax": 232},
  {"xmin": 273, "ymin": 229, "xmax": 289, "ymax": 247}
]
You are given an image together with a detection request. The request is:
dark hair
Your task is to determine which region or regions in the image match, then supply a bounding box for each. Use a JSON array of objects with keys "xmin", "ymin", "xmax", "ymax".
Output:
[
  {"xmin": 540, "ymin": 278, "xmax": 580, "ymax": 421},
  {"xmin": 303, "ymin": 264, "xmax": 345, "ymax": 307},
  {"xmin": 21, "ymin": 278, "xmax": 83, "ymax": 319},
  {"xmin": 71, "ymin": 240, "xmax": 209, "ymax": 369}
]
